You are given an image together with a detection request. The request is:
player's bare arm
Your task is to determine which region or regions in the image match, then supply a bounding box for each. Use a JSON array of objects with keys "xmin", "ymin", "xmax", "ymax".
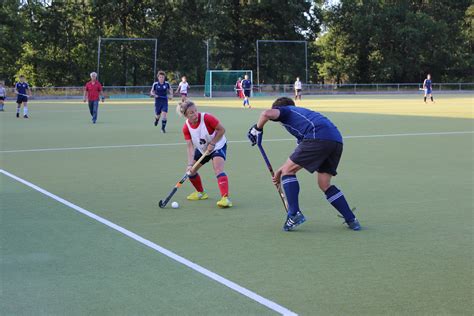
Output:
[
  {"xmin": 207, "ymin": 123, "xmax": 225, "ymax": 152},
  {"xmin": 257, "ymin": 109, "xmax": 280, "ymax": 129}
]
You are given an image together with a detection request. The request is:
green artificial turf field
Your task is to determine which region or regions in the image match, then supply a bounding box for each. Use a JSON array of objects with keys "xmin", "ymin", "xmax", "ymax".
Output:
[{"xmin": 1, "ymin": 94, "xmax": 473, "ymax": 315}]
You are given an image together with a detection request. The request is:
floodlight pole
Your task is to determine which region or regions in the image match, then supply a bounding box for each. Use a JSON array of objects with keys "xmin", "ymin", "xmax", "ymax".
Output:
[
  {"xmin": 256, "ymin": 39, "xmax": 308, "ymax": 85},
  {"xmin": 204, "ymin": 39, "xmax": 210, "ymax": 70},
  {"xmin": 97, "ymin": 36, "xmax": 101, "ymax": 79}
]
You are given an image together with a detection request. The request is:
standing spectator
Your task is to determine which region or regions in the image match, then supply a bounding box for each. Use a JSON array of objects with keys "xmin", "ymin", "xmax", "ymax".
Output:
[{"xmin": 83, "ymin": 72, "xmax": 104, "ymax": 124}]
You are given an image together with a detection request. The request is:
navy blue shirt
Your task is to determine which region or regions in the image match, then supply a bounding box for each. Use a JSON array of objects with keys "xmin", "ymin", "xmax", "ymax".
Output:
[
  {"xmin": 242, "ymin": 79, "xmax": 251, "ymax": 90},
  {"xmin": 425, "ymin": 79, "xmax": 432, "ymax": 89},
  {"xmin": 16, "ymin": 82, "xmax": 29, "ymax": 95},
  {"xmin": 152, "ymin": 81, "xmax": 171, "ymax": 99},
  {"xmin": 273, "ymin": 106, "xmax": 343, "ymax": 143}
]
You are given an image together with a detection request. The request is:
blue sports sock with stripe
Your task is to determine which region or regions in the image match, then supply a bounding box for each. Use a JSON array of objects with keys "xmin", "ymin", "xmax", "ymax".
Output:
[
  {"xmin": 281, "ymin": 175, "xmax": 300, "ymax": 216},
  {"xmin": 162, "ymin": 119, "xmax": 167, "ymax": 129},
  {"xmin": 325, "ymin": 185, "xmax": 355, "ymax": 221}
]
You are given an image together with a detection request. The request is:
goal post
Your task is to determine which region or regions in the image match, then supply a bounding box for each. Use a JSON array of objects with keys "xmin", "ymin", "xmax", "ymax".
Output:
[{"xmin": 204, "ymin": 70, "xmax": 253, "ymax": 98}]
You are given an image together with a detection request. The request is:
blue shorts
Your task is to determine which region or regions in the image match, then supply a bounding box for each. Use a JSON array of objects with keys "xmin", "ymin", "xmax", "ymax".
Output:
[
  {"xmin": 426, "ymin": 89, "xmax": 432, "ymax": 94},
  {"xmin": 154, "ymin": 99, "xmax": 168, "ymax": 115},
  {"xmin": 244, "ymin": 89, "xmax": 251, "ymax": 97},
  {"xmin": 194, "ymin": 144, "xmax": 227, "ymax": 165},
  {"xmin": 17, "ymin": 95, "xmax": 28, "ymax": 104}
]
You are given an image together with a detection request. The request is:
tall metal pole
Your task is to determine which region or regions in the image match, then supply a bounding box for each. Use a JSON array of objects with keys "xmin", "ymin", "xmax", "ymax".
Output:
[
  {"xmin": 304, "ymin": 41, "xmax": 308, "ymax": 84},
  {"xmin": 153, "ymin": 39, "xmax": 158, "ymax": 78},
  {"xmin": 97, "ymin": 36, "xmax": 101, "ymax": 79},
  {"xmin": 206, "ymin": 39, "xmax": 209, "ymax": 70},
  {"xmin": 256, "ymin": 40, "xmax": 260, "ymax": 86}
]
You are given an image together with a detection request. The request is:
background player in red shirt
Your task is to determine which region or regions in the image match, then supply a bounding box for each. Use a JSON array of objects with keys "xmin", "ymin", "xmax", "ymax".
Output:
[
  {"xmin": 177, "ymin": 100, "xmax": 232, "ymax": 208},
  {"xmin": 83, "ymin": 72, "xmax": 104, "ymax": 124}
]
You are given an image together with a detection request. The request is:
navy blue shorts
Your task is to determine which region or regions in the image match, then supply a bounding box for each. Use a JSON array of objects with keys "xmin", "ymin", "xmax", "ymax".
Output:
[
  {"xmin": 155, "ymin": 99, "xmax": 168, "ymax": 115},
  {"xmin": 426, "ymin": 89, "xmax": 432, "ymax": 94},
  {"xmin": 290, "ymin": 139, "xmax": 343, "ymax": 175},
  {"xmin": 194, "ymin": 144, "xmax": 227, "ymax": 165},
  {"xmin": 17, "ymin": 95, "xmax": 28, "ymax": 104},
  {"xmin": 244, "ymin": 89, "xmax": 251, "ymax": 97},
  {"xmin": 0, "ymin": 97, "xmax": 5, "ymax": 101}
]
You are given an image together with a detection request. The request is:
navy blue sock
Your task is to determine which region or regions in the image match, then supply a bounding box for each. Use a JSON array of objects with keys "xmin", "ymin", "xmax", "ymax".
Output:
[
  {"xmin": 162, "ymin": 119, "xmax": 167, "ymax": 129},
  {"xmin": 282, "ymin": 175, "xmax": 300, "ymax": 216},
  {"xmin": 325, "ymin": 185, "xmax": 355, "ymax": 221}
]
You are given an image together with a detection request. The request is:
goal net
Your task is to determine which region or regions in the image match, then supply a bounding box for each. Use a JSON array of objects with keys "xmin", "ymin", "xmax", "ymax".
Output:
[{"xmin": 204, "ymin": 70, "xmax": 253, "ymax": 98}]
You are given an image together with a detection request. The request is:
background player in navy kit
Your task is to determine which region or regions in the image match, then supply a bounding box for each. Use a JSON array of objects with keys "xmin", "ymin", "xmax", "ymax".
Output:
[
  {"xmin": 0, "ymin": 81, "xmax": 6, "ymax": 111},
  {"xmin": 241, "ymin": 74, "xmax": 252, "ymax": 108},
  {"xmin": 423, "ymin": 74, "xmax": 435, "ymax": 103},
  {"xmin": 150, "ymin": 71, "xmax": 173, "ymax": 132},
  {"xmin": 15, "ymin": 75, "xmax": 31, "ymax": 118},
  {"xmin": 248, "ymin": 97, "xmax": 360, "ymax": 231}
]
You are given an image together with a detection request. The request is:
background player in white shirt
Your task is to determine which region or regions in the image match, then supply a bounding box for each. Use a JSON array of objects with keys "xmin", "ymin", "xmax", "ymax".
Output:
[
  {"xmin": 294, "ymin": 77, "xmax": 302, "ymax": 101},
  {"xmin": 176, "ymin": 76, "xmax": 190, "ymax": 102}
]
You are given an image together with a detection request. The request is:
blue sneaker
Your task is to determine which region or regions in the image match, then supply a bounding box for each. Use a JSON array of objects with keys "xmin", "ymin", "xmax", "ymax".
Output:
[
  {"xmin": 345, "ymin": 218, "xmax": 361, "ymax": 231},
  {"xmin": 283, "ymin": 211, "xmax": 306, "ymax": 231}
]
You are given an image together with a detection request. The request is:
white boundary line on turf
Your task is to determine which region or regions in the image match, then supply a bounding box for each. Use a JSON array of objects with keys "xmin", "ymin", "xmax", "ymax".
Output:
[
  {"xmin": 1, "ymin": 131, "xmax": 473, "ymax": 154},
  {"xmin": 0, "ymin": 169, "xmax": 297, "ymax": 316}
]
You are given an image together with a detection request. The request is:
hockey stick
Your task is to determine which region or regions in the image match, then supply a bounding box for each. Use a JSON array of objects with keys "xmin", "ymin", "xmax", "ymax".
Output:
[
  {"xmin": 158, "ymin": 150, "xmax": 210, "ymax": 208},
  {"xmin": 256, "ymin": 143, "xmax": 289, "ymax": 213}
]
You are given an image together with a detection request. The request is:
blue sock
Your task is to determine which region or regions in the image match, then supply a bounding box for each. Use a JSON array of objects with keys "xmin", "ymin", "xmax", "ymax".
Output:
[
  {"xmin": 282, "ymin": 175, "xmax": 300, "ymax": 216},
  {"xmin": 325, "ymin": 185, "xmax": 355, "ymax": 221},
  {"xmin": 162, "ymin": 119, "xmax": 167, "ymax": 129}
]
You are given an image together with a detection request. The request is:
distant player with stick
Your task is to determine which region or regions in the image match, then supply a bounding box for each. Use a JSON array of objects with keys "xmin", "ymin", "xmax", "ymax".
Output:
[
  {"xmin": 235, "ymin": 77, "xmax": 244, "ymax": 99},
  {"xmin": 83, "ymin": 72, "xmax": 104, "ymax": 124},
  {"xmin": 176, "ymin": 76, "xmax": 190, "ymax": 102},
  {"xmin": 15, "ymin": 75, "xmax": 31, "ymax": 118},
  {"xmin": 150, "ymin": 71, "xmax": 173, "ymax": 132},
  {"xmin": 423, "ymin": 74, "xmax": 435, "ymax": 103},
  {"xmin": 177, "ymin": 100, "xmax": 232, "ymax": 208},
  {"xmin": 248, "ymin": 97, "xmax": 360, "ymax": 231},
  {"xmin": 242, "ymin": 74, "xmax": 252, "ymax": 108},
  {"xmin": 0, "ymin": 81, "xmax": 6, "ymax": 111},
  {"xmin": 294, "ymin": 76, "xmax": 302, "ymax": 101}
]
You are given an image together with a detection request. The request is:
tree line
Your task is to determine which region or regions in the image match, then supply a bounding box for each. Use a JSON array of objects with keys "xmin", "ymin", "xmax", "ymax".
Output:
[{"xmin": 0, "ymin": 0, "xmax": 472, "ymax": 87}]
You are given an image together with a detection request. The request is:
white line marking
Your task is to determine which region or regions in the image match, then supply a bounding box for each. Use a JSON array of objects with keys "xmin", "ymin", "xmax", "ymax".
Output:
[
  {"xmin": 0, "ymin": 169, "xmax": 297, "ymax": 316},
  {"xmin": 1, "ymin": 131, "xmax": 472, "ymax": 154}
]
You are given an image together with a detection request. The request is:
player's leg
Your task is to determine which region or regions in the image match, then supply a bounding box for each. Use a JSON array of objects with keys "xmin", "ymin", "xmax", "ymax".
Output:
[
  {"xmin": 161, "ymin": 101, "xmax": 168, "ymax": 132},
  {"xmin": 317, "ymin": 142, "xmax": 360, "ymax": 230},
  {"xmin": 16, "ymin": 102, "xmax": 21, "ymax": 117},
  {"xmin": 0, "ymin": 97, "xmax": 4, "ymax": 111},
  {"xmin": 23, "ymin": 100, "xmax": 28, "ymax": 118},
  {"xmin": 277, "ymin": 158, "xmax": 306, "ymax": 230},
  {"xmin": 154, "ymin": 101, "xmax": 162, "ymax": 127},
  {"xmin": 92, "ymin": 100, "xmax": 98, "ymax": 123},
  {"xmin": 429, "ymin": 92, "xmax": 434, "ymax": 103},
  {"xmin": 211, "ymin": 146, "xmax": 232, "ymax": 208},
  {"xmin": 424, "ymin": 90, "xmax": 427, "ymax": 103},
  {"xmin": 187, "ymin": 149, "xmax": 209, "ymax": 200},
  {"xmin": 88, "ymin": 101, "xmax": 94, "ymax": 118}
]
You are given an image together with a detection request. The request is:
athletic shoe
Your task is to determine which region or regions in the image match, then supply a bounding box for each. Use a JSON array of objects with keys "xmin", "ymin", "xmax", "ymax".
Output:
[
  {"xmin": 345, "ymin": 218, "xmax": 361, "ymax": 231},
  {"xmin": 283, "ymin": 211, "xmax": 306, "ymax": 231},
  {"xmin": 16, "ymin": 112, "xmax": 19, "ymax": 118},
  {"xmin": 23, "ymin": 115, "xmax": 28, "ymax": 118},
  {"xmin": 217, "ymin": 196, "xmax": 233, "ymax": 208},
  {"xmin": 186, "ymin": 191, "xmax": 209, "ymax": 201},
  {"xmin": 154, "ymin": 119, "xmax": 158, "ymax": 126},
  {"xmin": 92, "ymin": 120, "xmax": 96, "ymax": 124}
]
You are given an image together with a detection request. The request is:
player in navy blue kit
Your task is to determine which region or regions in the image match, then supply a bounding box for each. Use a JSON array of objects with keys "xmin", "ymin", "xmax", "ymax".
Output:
[
  {"xmin": 150, "ymin": 71, "xmax": 173, "ymax": 132},
  {"xmin": 15, "ymin": 75, "xmax": 31, "ymax": 118},
  {"xmin": 241, "ymin": 74, "xmax": 252, "ymax": 108},
  {"xmin": 423, "ymin": 74, "xmax": 435, "ymax": 103},
  {"xmin": 248, "ymin": 97, "xmax": 360, "ymax": 232}
]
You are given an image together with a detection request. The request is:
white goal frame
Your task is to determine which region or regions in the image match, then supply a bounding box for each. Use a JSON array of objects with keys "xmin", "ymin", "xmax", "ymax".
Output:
[{"xmin": 207, "ymin": 70, "xmax": 253, "ymax": 98}]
